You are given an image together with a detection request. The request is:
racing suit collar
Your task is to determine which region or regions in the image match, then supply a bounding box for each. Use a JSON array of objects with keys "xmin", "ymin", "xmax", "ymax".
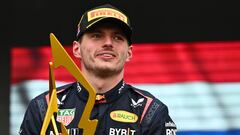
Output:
[{"xmin": 75, "ymin": 79, "xmax": 128, "ymax": 104}]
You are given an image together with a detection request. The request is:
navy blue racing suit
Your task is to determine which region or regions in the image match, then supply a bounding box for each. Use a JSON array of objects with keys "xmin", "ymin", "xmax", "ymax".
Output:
[{"xmin": 19, "ymin": 80, "xmax": 177, "ymax": 135}]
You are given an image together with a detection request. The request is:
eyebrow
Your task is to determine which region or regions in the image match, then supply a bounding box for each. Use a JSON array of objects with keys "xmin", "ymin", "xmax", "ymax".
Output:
[
  {"xmin": 88, "ymin": 29, "xmax": 125, "ymax": 35},
  {"xmin": 85, "ymin": 27, "xmax": 127, "ymax": 38},
  {"xmin": 85, "ymin": 29, "xmax": 101, "ymax": 33}
]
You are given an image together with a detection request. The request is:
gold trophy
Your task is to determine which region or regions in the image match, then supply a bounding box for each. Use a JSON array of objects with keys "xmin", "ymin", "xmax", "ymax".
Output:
[{"xmin": 40, "ymin": 33, "xmax": 98, "ymax": 135}]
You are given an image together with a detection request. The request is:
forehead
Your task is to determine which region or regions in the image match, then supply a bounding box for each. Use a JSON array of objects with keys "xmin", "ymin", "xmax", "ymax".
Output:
[{"xmin": 85, "ymin": 21, "xmax": 126, "ymax": 35}]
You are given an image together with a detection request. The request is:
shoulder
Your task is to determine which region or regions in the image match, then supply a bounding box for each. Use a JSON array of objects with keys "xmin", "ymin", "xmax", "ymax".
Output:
[
  {"xmin": 25, "ymin": 82, "xmax": 76, "ymax": 119},
  {"xmin": 129, "ymin": 85, "xmax": 157, "ymax": 98},
  {"xmin": 127, "ymin": 84, "xmax": 169, "ymax": 123},
  {"xmin": 27, "ymin": 82, "xmax": 76, "ymax": 110},
  {"xmin": 31, "ymin": 82, "xmax": 76, "ymax": 101},
  {"xmin": 129, "ymin": 86, "xmax": 177, "ymax": 133},
  {"xmin": 128, "ymin": 84, "xmax": 167, "ymax": 107}
]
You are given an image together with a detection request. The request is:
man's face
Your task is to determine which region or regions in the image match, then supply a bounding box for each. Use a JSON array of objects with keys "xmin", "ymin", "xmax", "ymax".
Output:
[{"xmin": 73, "ymin": 23, "xmax": 132, "ymax": 78}]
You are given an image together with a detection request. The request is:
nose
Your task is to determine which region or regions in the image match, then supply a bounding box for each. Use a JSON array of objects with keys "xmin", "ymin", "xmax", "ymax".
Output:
[{"xmin": 102, "ymin": 36, "xmax": 113, "ymax": 48}]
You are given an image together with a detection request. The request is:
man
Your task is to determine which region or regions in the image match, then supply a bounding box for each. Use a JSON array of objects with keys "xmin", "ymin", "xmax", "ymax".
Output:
[{"xmin": 19, "ymin": 4, "xmax": 177, "ymax": 135}]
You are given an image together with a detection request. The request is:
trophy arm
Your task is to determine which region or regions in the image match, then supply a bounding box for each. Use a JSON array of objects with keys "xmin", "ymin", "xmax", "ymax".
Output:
[
  {"xmin": 50, "ymin": 33, "xmax": 98, "ymax": 135},
  {"xmin": 40, "ymin": 62, "xmax": 60, "ymax": 135}
]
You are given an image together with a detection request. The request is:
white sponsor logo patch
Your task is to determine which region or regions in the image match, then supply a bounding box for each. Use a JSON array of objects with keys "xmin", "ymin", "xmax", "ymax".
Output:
[
  {"xmin": 165, "ymin": 121, "xmax": 176, "ymax": 127},
  {"xmin": 50, "ymin": 128, "xmax": 80, "ymax": 135},
  {"xmin": 57, "ymin": 94, "xmax": 67, "ymax": 105},
  {"xmin": 109, "ymin": 128, "xmax": 136, "ymax": 135},
  {"xmin": 166, "ymin": 129, "xmax": 177, "ymax": 135},
  {"xmin": 131, "ymin": 98, "xmax": 144, "ymax": 108}
]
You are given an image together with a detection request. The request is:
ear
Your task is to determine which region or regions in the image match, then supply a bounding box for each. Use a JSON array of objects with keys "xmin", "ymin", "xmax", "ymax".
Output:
[
  {"xmin": 73, "ymin": 41, "xmax": 81, "ymax": 58},
  {"xmin": 126, "ymin": 45, "xmax": 133, "ymax": 62}
]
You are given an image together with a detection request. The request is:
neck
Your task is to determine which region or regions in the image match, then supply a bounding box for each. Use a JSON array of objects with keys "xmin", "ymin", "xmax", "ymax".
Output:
[{"xmin": 82, "ymin": 69, "xmax": 124, "ymax": 94}]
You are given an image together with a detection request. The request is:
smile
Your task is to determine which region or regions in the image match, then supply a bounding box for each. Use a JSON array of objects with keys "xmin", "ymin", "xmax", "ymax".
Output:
[{"xmin": 96, "ymin": 51, "xmax": 116, "ymax": 58}]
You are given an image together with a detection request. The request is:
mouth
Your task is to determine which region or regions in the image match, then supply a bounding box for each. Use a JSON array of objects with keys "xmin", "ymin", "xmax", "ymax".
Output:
[{"xmin": 95, "ymin": 51, "xmax": 117, "ymax": 60}]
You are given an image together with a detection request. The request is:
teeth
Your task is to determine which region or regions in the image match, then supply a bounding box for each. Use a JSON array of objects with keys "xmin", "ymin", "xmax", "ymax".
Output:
[
  {"xmin": 102, "ymin": 54, "xmax": 113, "ymax": 57},
  {"xmin": 98, "ymin": 53, "xmax": 114, "ymax": 57},
  {"xmin": 96, "ymin": 52, "xmax": 116, "ymax": 58}
]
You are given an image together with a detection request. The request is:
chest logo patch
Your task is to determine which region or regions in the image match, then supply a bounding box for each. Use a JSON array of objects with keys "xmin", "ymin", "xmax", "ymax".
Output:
[
  {"xmin": 131, "ymin": 98, "xmax": 144, "ymax": 108},
  {"xmin": 110, "ymin": 110, "xmax": 138, "ymax": 123},
  {"xmin": 56, "ymin": 108, "xmax": 76, "ymax": 126}
]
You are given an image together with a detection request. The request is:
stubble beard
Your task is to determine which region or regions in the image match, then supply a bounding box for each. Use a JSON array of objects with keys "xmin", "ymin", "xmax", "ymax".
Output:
[{"xmin": 82, "ymin": 55, "xmax": 125, "ymax": 78}]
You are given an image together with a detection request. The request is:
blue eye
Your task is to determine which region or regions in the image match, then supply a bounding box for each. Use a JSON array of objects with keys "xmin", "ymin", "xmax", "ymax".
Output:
[
  {"xmin": 90, "ymin": 33, "xmax": 102, "ymax": 39},
  {"xmin": 113, "ymin": 35, "xmax": 124, "ymax": 41}
]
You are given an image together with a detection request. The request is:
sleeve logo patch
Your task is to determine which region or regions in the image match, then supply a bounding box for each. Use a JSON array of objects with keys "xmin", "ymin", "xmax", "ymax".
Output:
[
  {"xmin": 110, "ymin": 110, "xmax": 138, "ymax": 123},
  {"xmin": 56, "ymin": 108, "xmax": 76, "ymax": 126}
]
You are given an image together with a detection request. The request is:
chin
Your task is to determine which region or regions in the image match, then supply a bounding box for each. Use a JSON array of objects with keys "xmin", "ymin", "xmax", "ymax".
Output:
[
  {"xmin": 94, "ymin": 64, "xmax": 123, "ymax": 77},
  {"xmin": 96, "ymin": 62, "xmax": 116, "ymax": 69},
  {"xmin": 97, "ymin": 66, "xmax": 115, "ymax": 72},
  {"xmin": 94, "ymin": 68, "xmax": 120, "ymax": 78}
]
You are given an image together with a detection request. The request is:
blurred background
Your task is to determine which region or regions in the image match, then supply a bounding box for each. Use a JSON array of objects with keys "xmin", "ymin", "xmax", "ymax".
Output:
[{"xmin": 2, "ymin": 0, "xmax": 240, "ymax": 135}]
